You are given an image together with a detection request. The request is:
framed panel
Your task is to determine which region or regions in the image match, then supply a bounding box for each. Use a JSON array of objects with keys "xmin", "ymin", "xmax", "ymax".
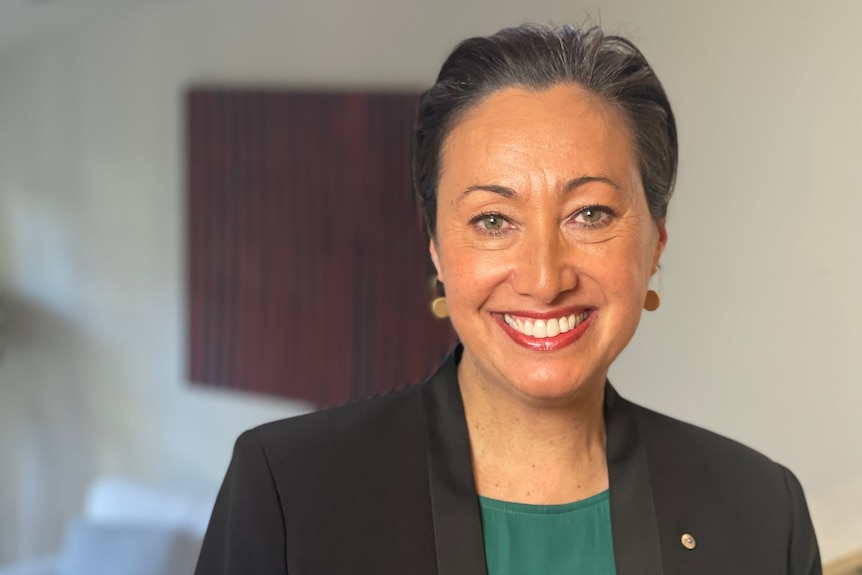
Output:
[{"xmin": 187, "ymin": 89, "xmax": 456, "ymax": 406}]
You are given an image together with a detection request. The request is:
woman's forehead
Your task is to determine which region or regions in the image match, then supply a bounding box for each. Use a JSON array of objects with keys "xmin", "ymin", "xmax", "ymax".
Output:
[{"xmin": 439, "ymin": 84, "xmax": 638, "ymax": 195}]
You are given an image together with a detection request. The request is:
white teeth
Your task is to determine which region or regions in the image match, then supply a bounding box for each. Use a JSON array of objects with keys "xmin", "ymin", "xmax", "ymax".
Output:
[
  {"xmin": 559, "ymin": 316, "xmax": 570, "ymax": 332},
  {"xmin": 503, "ymin": 311, "xmax": 590, "ymax": 338},
  {"xmin": 533, "ymin": 319, "xmax": 547, "ymax": 338}
]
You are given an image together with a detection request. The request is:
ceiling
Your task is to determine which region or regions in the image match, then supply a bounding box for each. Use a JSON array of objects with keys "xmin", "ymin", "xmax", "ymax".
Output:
[{"xmin": 0, "ymin": 0, "xmax": 149, "ymax": 53}]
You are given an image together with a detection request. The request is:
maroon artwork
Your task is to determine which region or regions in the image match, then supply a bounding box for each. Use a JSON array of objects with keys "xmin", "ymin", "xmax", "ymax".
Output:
[{"xmin": 187, "ymin": 89, "xmax": 456, "ymax": 406}]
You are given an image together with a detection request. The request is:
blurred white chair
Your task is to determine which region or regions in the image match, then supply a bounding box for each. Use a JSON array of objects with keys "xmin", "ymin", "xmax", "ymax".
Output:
[{"xmin": 0, "ymin": 477, "xmax": 214, "ymax": 575}]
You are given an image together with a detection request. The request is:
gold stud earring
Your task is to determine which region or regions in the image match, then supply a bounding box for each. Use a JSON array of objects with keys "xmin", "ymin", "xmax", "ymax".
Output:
[
  {"xmin": 644, "ymin": 290, "xmax": 660, "ymax": 312},
  {"xmin": 429, "ymin": 276, "xmax": 448, "ymax": 319}
]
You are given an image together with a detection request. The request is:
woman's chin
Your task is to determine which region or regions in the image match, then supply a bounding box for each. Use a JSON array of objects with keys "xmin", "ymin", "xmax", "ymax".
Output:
[
  {"xmin": 464, "ymin": 357, "xmax": 606, "ymax": 408},
  {"xmin": 507, "ymin": 374, "xmax": 605, "ymax": 407}
]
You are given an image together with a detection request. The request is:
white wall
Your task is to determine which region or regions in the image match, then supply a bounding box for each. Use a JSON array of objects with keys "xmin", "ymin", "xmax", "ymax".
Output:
[{"xmin": 0, "ymin": 0, "xmax": 859, "ymax": 565}]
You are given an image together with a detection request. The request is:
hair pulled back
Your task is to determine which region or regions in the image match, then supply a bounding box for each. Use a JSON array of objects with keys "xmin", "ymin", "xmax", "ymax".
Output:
[{"xmin": 412, "ymin": 24, "xmax": 677, "ymax": 238}]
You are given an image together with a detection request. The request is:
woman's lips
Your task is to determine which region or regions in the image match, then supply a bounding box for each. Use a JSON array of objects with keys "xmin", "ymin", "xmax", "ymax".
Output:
[
  {"xmin": 503, "ymin": 311, "xmax": 589, "ymax": 338},
  {"xmin": 494, "ymin": 309, "xmax": 595, "ymax": 352}
]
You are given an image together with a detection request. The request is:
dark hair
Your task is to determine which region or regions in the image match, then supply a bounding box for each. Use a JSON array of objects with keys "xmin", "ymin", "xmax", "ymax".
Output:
[{"xmin": 412, "ymin": 24, "xmax": 678, "ymax": 238}]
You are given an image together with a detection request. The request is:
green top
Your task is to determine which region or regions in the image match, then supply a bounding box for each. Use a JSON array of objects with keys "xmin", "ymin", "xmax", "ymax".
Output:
[{"xmin": 478, "ymin": 490, "xmax": 617, "ymax": 575}]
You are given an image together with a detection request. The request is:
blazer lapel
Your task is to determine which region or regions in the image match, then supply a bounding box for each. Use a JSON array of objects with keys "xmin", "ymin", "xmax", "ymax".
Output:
[
  {"xmin": 606, "ymin": 384, "xmax": 665, "ymax": 575},
  {"xmin": 422, "ymin": 347, "xmax": 489, "ymax": 575}
]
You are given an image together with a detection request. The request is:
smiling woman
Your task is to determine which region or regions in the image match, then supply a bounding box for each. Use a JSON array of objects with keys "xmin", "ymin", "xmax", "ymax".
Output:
[
  {"xmin": 431, "ymin": 85, "xmax": 664, "ymax": 421},
  {"xmin": 194, "ymin": 24, "xmax": 822, "ymax": 575}
]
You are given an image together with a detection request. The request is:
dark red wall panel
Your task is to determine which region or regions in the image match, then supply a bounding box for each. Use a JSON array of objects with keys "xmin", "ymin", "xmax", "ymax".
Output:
[{"xmin": 187, "ymin": 89, "xmax": 456, "ymax": 406}]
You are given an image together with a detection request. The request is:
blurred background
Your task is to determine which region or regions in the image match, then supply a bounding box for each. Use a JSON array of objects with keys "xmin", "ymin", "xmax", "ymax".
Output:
[{"xmin": 0, "ymin": 0, "xmax": 860, "ymax": 572}]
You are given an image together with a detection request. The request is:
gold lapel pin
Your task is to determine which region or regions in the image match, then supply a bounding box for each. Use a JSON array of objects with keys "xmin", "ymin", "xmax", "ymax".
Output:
[{"xmin": 681, "ymin": 533, "xmax": 697, "ymax": 550}]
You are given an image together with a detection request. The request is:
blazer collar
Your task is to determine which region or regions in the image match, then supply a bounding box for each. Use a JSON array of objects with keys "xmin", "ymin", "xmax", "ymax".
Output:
[
  {"xmin": 604, "ymin": 384, "xmax": 665, "ymax": 575},
  {"xmin": 421, "ymin": 346, "xmax": 664, "ymax": 575},
  {"xmin": 422, "ymin": 345, "xmax": 488, "ymax": 575}
]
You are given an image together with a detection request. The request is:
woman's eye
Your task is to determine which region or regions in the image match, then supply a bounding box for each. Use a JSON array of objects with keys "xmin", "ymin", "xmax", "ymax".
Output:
[
  {"xmin": 480, "ymin": 214, "xmax": 503, "ymax": 230},
  {"xmin": 470, "ymin": 213, "xmax": 509, "ymax": 235},
  {"xmin": 573, "ymin": 206, "xmax": 614, "ymax": 227}
]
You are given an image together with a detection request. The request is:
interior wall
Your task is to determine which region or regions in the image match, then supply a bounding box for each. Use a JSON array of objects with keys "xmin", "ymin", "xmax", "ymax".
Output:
[{"xmin": 0, "ymin": 0, "xmax": 859, "ymax": 564}]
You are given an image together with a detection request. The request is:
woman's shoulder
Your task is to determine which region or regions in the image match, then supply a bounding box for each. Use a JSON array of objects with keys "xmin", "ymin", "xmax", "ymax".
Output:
[
  {"xmin": 240, "ymin": 380, "xmax": 427, "ymax": 466},
  {"xmin": 615, "ymin": 394, "xmax": 820, "ymax": 571},
  {"xmin": 623, "ymin": 396, "xmax": 783, "ymax": 476},
  {"xmin": 618, "ymin": 393, "xmax": 808, "ymax": 515}
]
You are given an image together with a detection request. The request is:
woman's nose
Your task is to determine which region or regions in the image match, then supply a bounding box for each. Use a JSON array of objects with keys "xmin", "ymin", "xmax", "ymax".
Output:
[{"xmin": 510, "ymin": 230, "xmax": 578, "ymax": 304}]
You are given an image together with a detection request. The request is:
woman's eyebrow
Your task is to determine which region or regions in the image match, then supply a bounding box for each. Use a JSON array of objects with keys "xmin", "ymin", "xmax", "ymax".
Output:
[
  {"xmin": 456, "ymin": 184, "xmax": 517, "ymax": 205},
  {"xmin": 562, "ymin": 175, "xmax": 622, "ymax": 193},
  {"xmin": 456, "ymin": 175, "xmax": 621, "ymax": 205}
]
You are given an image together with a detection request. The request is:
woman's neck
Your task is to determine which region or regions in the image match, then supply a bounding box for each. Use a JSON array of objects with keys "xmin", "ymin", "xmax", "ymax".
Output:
[{"xmin": 458, "ymin": 358, "xmax": 609, "ymax": 505}]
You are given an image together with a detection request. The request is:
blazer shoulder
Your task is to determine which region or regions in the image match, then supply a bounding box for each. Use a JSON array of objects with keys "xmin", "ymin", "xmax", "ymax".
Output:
[
  {"xmin": 249, "ymin": 381, "xmax": 426, "ymax": 467},
  {"xmin": 621, "ymin": 397, "xmax": 809, "ymax": 531},
  {"xmin": 624, "ymin": 397, "xmax": 784, "ymax": 479},
  {"xmin": 619, "ymin": 398, "xmax": 821, "ymax": 573},
  {"xmin": 199, "ymin": 382, "xmax": 437, "ymax": 575}
]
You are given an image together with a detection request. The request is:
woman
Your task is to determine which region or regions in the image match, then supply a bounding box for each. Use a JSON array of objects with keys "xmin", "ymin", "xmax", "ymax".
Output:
[{"xmin": 195, "ymin": 25, "xmax": 821, "ymax": 575}]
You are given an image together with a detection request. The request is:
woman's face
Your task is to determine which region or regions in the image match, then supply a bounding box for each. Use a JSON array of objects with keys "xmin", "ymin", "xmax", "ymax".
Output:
[{"xmin": 430, "ymin": 84, "xmax": 666, "ymax": 404}]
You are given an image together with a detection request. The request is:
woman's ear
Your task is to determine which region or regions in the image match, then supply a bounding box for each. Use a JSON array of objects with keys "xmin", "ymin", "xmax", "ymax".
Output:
[{"xmin": 429, "ymin": 239, "xmax": 444, "ymax": 283}]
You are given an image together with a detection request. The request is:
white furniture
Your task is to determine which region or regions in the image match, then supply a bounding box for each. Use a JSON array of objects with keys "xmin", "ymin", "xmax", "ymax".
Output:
[{"xmin": 0, "ymin": 478, "xmax": 213, "ymax": 575}]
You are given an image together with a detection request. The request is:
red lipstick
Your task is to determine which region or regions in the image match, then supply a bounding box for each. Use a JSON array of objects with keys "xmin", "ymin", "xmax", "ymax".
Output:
[{"xmin": 494, "ymin": 310, "xmax": 596, "ymax": 352}]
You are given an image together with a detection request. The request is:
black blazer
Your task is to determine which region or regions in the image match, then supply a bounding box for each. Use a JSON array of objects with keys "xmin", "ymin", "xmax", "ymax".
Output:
[{"xmin": 195, "ymin": 347, "xmax": 821, "ymax": 574}]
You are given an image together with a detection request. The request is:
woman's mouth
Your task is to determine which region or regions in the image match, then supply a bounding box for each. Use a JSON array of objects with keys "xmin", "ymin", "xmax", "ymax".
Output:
[
  {"xmin": 495, "ymin": 310, "xmax": 595, "ymax": 351},
  {"xmin": 502, "ymin": 311, "xmax": 589, "ymax": 338}
]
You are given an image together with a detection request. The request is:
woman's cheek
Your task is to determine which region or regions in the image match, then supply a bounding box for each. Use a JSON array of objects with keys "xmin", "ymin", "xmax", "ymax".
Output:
[{"xmin": 444, "ymin": 252, "xmax": 512, "ymax": 302}]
